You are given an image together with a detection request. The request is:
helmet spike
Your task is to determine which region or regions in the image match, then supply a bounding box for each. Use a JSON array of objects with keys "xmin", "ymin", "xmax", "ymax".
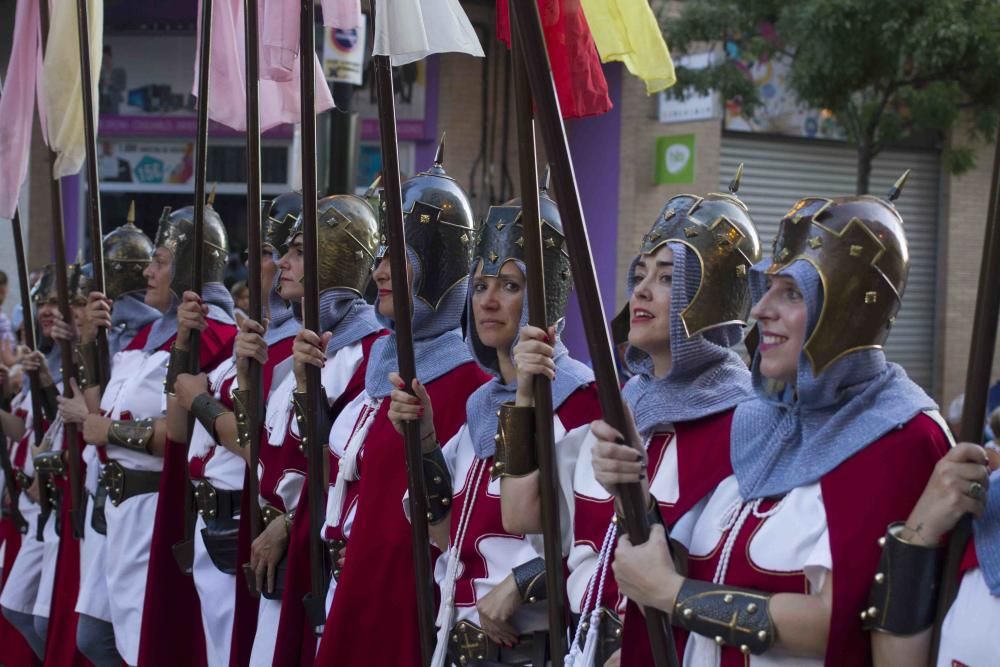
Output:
[
  {"xmin": 887, "ymin": 169, "xmax": 910, "ymax": 203},
  {"xmin": 364, "ymin": 173, "xmax": 382, "ymax": 198},
  {"xmin": 207, "ymin": 183, "xmax": 217, "ymax": 207},
  {"xmin": 540, "ymin": 164, "xmax": 552, "ymax": 193},
  {"xmin": 728, "ymin": 162, "xmax": 744, "ymax": 195},
  {"xmin": 434, "ymin": 133, "xmax": 446, "ymax": 166},
  {"xmin": 127, "ymin": 200, "xmax": 136, "ymax": 225}
]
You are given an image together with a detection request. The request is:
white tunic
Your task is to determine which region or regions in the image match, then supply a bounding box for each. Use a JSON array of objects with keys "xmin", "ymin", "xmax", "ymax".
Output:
[
  {"xmin": 30, "ymin": 398, "xmax": 65, "ymax": 621},
  {"xmin": 99, "ymin": 345, "xmax": 169, "ymax": 665},
  {"xmin": 680, "ymin": 475, "xmax": 831, "ymax": 667},
  {"xmin": 938, "ymin": 566, "xmax": 1000, "ymax": 667}
]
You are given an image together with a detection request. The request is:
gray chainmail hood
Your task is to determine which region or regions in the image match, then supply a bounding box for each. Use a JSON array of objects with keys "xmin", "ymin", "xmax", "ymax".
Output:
[
  {"xmin": 364, "ymin": 248, "xmax": 473, "ymax": 398},
  {"xmin": 464, "ymin": 260, "xmax": 594, "ymax": 459},
  {"xmin": 620, "ymin": 242, "xmax": 753, "ymax": 436},
  {"xmin": 730, "ymin": 258, "xmax": 937, "ymax": 501}
]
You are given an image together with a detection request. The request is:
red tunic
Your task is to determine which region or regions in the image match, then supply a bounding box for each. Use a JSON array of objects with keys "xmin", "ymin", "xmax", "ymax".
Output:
[
  {"xmin": 41, "ymin": 429, "xmax": 91, "ymax": 667},
  {"xmin": 680, "ymin": 412, "xmax": 948, "ymax": 667},
  {"xmin": 0, "ymin": 426, "xmax": 37, "ymax": 666},
  {"xmin": 136, "ymin": 318, "xmax": 237, "ymax": 667},
  {"xmin": 314, "ymin": 362, "xmax": 490, "ymax": 666},
  {"xmin": 270, "ymin": 330, "xmax": 384, "ymax": 667},
  {"xmin": 618, "ymin": 410, "xmax": 735, "ymax": 666}
]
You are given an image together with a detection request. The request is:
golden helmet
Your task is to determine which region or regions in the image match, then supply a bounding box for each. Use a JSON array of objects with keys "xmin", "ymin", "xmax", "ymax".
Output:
[
  {"xmin": 153, "ymin": 203, "xmax": 229, "ymax": 297},
  {"xmin": 103, "ymin": 207, "xmax": 154, "ymax": 300}
]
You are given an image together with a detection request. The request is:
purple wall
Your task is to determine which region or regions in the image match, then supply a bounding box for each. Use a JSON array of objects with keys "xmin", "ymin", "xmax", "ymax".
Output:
[{"xmin": 561, "ymin": 63, "xmax": 623, "ymax": 364}]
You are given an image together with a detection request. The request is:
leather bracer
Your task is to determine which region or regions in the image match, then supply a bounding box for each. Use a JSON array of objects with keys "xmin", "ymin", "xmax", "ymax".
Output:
[
  {"xmin": 862, "ymin": 523, "xmax": 944, "ymax": 636},
  {"xmin": 422, "ymin": 447, "xmax": 452, "ymax": 524},
  {"xmin": 513, "ymin": 556, "xmax": 547, "ymax": 604},
  {"xmin": 231, "ymin": 388, "xmax": 252, "ymax": 449},
  {"xmin": 673, "ymin": 578, "xmax": 776, "ymax": 655},
  {"xmin": 492, "ymin": 402, "xmax": 536, "ymax": 480},
  {"xmin": 164, "ymin": 343, "xmax": 191, "ymax": 396},
  {"xmin": 190, "ymin": 393, "xmax": 231, "ymax": 441},
  {"xmin": 107, "ymin": 418, "xmax": 156, "ymax": 454},
  {"xmin": 76, "ymin": 341, "xmax": 101, "ymax": 390}
]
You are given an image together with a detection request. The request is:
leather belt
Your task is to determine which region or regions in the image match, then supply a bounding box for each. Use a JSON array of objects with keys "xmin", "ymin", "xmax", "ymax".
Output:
[
  {"xmin": 193, "ymin": 480, "xmax": 241, "ymax": 521},
  {"xmin": 103, "ymin": 461, "xmax": 161, "ymax": 507},
  {"xmin": 448, "ymin": 620, "xmax": 548, "ymax": 666},
  {"xmin": 14, "ymin": 470, "xmax": 33, "ymax": 491}
]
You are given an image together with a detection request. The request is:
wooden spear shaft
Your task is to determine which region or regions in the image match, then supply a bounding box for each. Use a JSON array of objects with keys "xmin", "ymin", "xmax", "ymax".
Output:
[
  {"xmin": 11, "ymin": 211, "xmax": 45, "ymax": 449},
  {"xmin": 370, "ymin": 5, "xmax": 436, "ymax": 663},
  {"xmin": 508, "ymin": 2, "xmax": 678, "ymax": 665},
  {"xmin": 39, "ymin": 0, "xmax": 85, "ymax": 541},
  {"xmin": 190, "ymin": 0, "xmax": 213, "ymax": 370},
  {"xmin": 74, "ymin": 0, "xmax": 109, "ymax": 391},
  {"xmin": 509, "ymin": 19, "xmax": 567, "ymax": 663},
  {"xmin": 297, "ymin": 0, "xmax": 332, "ymax": 628},
  {"xmin": 931, "ymin": 132, "xmax": 1000, "ymax": 660},
  {"xmin": 242, "ymin": 0, "xmax": 264, "ymax": 546}
]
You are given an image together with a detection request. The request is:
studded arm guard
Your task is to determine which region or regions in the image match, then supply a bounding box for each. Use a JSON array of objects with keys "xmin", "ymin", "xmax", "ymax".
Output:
[
  {"xmin": 231, "ymin": 389, "xmax": 252, "ymax": 449},
  {"xmin": 422, "ymin": 446, "xmax": 452, "ymax": 524},
  {"xmin": 40, "ymin": 384, "xmax": 59, "ymax": 423},
  {"xmin": 513, "ymin": 557, "xmax": 547, "ymax": 604},
  {"xmin": 862, "ymin": 523, "xmax": 943, "ymax": 635},
  {"xmin": 107, "ymin": 418, "xmax": 156, "ymax": 454},
  {"xmin": 76, "ymin": 341, "xmax": 101, "ymax": 390},
  {"xmin": 164, "ymin": 343, "xmax": 191, "ymax": 396},
  {"xmin": 190, "ymin": 393, "xmax": 231, "ymax": 441},
  {"xmin": 673, "ymin": 578, "xmax": 776, "ymax": 655},
  {"xmin": 492, "ymin": 402, "xmax": 537, "ymax": 480},
  {"xmin": 291, "ymin": 391, "xmax": 310, "ymax": 448}
]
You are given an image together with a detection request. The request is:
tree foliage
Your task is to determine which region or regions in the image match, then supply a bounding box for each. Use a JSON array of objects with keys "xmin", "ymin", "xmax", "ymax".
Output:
[{"xmin": 660, "ymin": 0, "xmax": 1000, "ymax": 192}]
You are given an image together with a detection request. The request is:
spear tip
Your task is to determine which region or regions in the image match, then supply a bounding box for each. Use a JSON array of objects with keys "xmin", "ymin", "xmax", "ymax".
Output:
[
  {"xmin": 729, "ymin": 162, "xmax": 744, "ymax": 195},
  {"xmin": 887, "ymin": 169, "xmax": 911, "ymax": 203},
  {"xmin": 365, "ymin": 173, "xmax": 383, "ymax": 198},
  {"xmin": 127, "ymin": 200, "xmax": 136, "ymax": 225},
  {"xmin": 434, "ymin": 133, "xmax": 446, "ymax": 166},
  {"xmin": 208, "ymin": 183, "xmax": 217, "ymax": 207},
  {"xmin": 539, "ymin": 164, "xmax": 552, "ymax": 192}
]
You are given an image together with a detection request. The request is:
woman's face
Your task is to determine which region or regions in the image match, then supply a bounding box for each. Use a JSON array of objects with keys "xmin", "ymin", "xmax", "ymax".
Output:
[
  {"xmin": 750, "ymin": 274, "xmax": 808, "ymax": 384},
  {"xmin": 143, "ymin": 247, "xmax": 173, "ymax": 311},
  {"xmin": 371, "ymin": 251, "xmax": 414, "ymax": 321},
  {"xmin": 276, "ymin": 235, "xmax": 305, "ymax": 302},
  {"xmin": 471, "ymin": 260, "xmax": 524, "ymax": 351},
  {"xmin": 37, "ymin": 302, "xmax": 59, "ymax": 338},
  {"xmin": 627, "ymin": 245, "xmax": 673, "ymax": 360}
]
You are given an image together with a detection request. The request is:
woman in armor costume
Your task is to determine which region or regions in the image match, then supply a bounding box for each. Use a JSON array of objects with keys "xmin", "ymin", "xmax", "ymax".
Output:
[
  {"xmin": 163, "ymin": 192, "xmax": 303, "ymax": 667},
  {"xmin": 0, "ymin": 265, "xmax": 72, "ymax": 660},
  {"xmin": 61, "ymin": 203, "xmax": 235, "ymax": 666},
  {"xmin": 502, "ymin": 176, "xmax": 761, "ymax": 667},
  {"xmin": 863, "ymin": 429, "xmax": 997, "ymax": 665},
  {"xmin": 387, "ymin": 184, "xmax": 598, "ymax": 667},
  {"xmin": 313, "ymin": 146, "xmax": 491, "ymax": 666},
  {"xmin": 610, "ymin": 188, "xmax": 951, "ymax": 666},
  {"xmin": 56, "ymin": 215, "xmax": 160, "ymax": 667},
  {"xmin": 245, "ymin": 193, "xmax": 385, "ymax": 667},
  {"xmin": 0, "ymin": 362, "xmax": 39, "ymax": 665}
]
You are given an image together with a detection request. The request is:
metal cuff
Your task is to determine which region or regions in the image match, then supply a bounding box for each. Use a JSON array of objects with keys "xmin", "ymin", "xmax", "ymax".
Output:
[
  {"xmin": 107, "ymin": 418, "xmax": 155, "ymax": 454},
  {"xmin": 76, "ymin": 341, "xmax": 101, "ymax": 390},
  {"xmin": 231, "ymin": 388, "xmax": 252, "ymax": 449},
  {"xmin": 492, "ymin": 402, "xmax": 536, "ymax": 480},
  {"xmin": 190, "ymin": 393, "xmax": 231, "ymax": 441},
  {"xmin": 513, "ymin": 556, "xmax": 547, "ymax": 604},
  {"xmin": 292, "ymin": 391, "xmax": 310, "ymax": 451},
  {"xmin": 40, "ymin": 384, "xmax": 59, "ymax": 423},
  {"xmin": 164, "ymin": 343, "xmax": 191, "ymax": 396},
  {"xmin": 673, "ymin": 578, "xmax": 776, "ymax": 655},
  {"xmin": 862, "ymin": 523, "xmax": 944, "ymax": 635},
  {"xmin": 261, "ymin": 504, "xmax": 284, "ymax": 527},
  {"xmin": 422, "ymin": 447, "xmax": 452, "ymax": 524}
]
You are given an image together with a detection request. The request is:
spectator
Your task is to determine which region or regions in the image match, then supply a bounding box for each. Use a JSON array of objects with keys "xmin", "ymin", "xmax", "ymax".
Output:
[
  {"xmin": 0, "ymin": 271, "xmax": 16, "ymax": 350},
  {"xmin": 231, "ymin": 280, "xmax": 249, "ymax": 327}
]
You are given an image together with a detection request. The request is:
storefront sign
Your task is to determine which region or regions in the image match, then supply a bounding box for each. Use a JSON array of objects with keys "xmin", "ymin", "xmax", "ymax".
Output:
[{"xmin": 654, "ymin": 134, "xmax": 696, "ymax": 185}]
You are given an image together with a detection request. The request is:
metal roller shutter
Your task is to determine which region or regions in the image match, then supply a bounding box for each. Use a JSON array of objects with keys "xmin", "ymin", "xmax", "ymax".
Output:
[{"xmin": 720, "ymin": 134, "xmax": 941, "ymax": 391}]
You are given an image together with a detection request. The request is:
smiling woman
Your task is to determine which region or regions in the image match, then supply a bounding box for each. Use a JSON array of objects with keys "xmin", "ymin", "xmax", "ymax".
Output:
[
  {"xmin": 752, "ymin": 274, "xmax": 808, "ymax": 385},
  {"xmin": 626, "ymin": 245, "xmax": 674, "ymax": 377}
]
